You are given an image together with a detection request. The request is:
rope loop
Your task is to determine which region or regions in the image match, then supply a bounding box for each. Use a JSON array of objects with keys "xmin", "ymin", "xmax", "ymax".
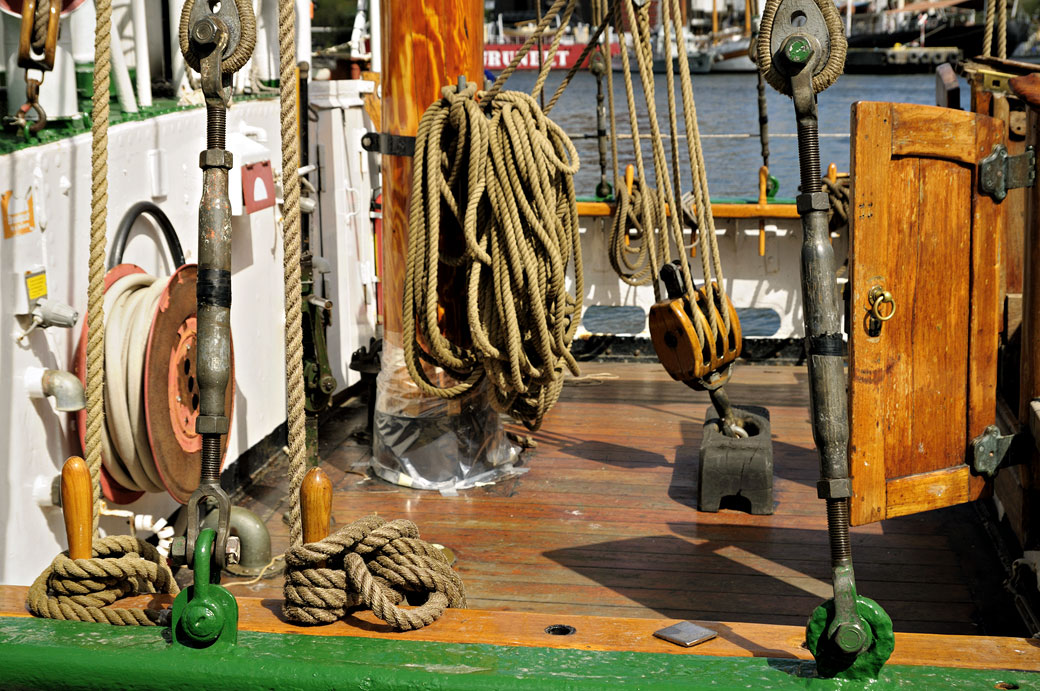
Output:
[
  {"xmin": 756, "ymin": 0, "xmax": 847, "ymax": 96},
  {"xmin": 282, "ymin": 516, "xmax": 466, "ymax": 631},
  {"xmin": 178, "ymin": 0, "xmax": 257, "ymax": 75},
  {"xmin": 26, "ymin": 535, "xmax": 178, "ymax": 626}
]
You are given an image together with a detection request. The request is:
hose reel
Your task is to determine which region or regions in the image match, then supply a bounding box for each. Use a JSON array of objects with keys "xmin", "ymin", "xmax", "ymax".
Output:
[{"xmin": 73, "ymin": 207, "xmax": 235, "ymax": 505}]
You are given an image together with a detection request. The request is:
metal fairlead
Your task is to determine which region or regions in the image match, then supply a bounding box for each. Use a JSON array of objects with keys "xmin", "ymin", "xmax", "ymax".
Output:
[{"xmin": 762, "ymin": 0, "xmax": 893, "ymax": 679}]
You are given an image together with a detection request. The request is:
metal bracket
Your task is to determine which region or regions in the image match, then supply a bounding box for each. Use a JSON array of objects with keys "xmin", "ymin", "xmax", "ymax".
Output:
[
  {"xmin": 361, "ymin": 132, "xmax": 415, "ymax": 157},
  {"xmin": 980, "ymin": 144, "xmax": 1036, "ymax": 202},
  {"xmin": 970, "ymin": 425, "xmax": 1024, "ymax": 478}
]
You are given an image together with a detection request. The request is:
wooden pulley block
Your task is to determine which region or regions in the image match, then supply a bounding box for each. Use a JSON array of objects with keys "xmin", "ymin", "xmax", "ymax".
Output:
[{"xmin": 649, "ymin": 283, "xmax": 742, "ymax": 386}]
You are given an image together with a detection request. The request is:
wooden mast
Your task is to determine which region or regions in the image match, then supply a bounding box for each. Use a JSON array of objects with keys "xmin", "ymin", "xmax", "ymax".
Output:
[{"xmin": 379, "ymin": 2, "xmax": 484, "ymax": 351}]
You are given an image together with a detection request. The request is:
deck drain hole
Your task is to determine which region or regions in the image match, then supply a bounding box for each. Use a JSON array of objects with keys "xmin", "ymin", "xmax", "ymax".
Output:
[
  {"xmin": 544, "ymin": 624, "xmax": 576, "ymax": 636},
  {"xmin": 995, "ymin": 684, "xmax": 1020, "ymax": 690}
]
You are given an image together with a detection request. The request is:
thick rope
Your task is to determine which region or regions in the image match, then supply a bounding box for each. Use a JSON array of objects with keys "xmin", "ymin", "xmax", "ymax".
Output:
[
  {"xmin": 983, "ymin": 0, "xmax": 996, "ymax": 57},
  {"xmin": 402, "ymin": 84, "xmax": 583, "ymax": 431},
  {"xmin": 27, "ymin": 536, "xmax": 179, "ymax": 626},
  {"xmin": 85, "ymin": 0, "xmax": 113, "ymax": 538},
  {"xmin": 282, "ymin": 516, "xmax": 465, "ymax": 630},
  {"xmin": 178, "ymin": 0, "xmax": 257, "ymax": 75},
  {"xmin": 757, "ymin": 0, "xmax": 846, "ymax": 96},
  {"xmin": 608, "ymin": 0, "xmax": 666, "ymax": 301},
  {"xmin": 278, "ymin": 0, "xmax": 307, "ymax": 556},
  {"xmin": 31, "ymin": 0, "xmax": 49, "ymax": 53}
]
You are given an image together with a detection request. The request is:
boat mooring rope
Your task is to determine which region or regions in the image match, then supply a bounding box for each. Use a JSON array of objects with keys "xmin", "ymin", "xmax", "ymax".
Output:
[
  {"xmin": 282, "ymin": 515, "xmax": 466, "ymax": 630},
  {"xmin": 26, "ymin": 535, "xmax": 177, "ymax": 626},
  {"xmin": 27, "ymin": 0, "xmax": 179, "ymax": 625}
]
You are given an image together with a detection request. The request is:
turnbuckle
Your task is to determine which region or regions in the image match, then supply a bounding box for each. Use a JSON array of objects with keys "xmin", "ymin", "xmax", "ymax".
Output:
[{"xmin": 761, "ymin": 0, "xmax": 893, "ymax": 677}]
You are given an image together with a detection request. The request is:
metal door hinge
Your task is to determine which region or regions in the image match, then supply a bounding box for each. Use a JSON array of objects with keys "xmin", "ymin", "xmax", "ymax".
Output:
[
  {"xmin": 970, "ymin": 425, "xmax": 1025, "ymax": 478},
  {"xmin": 360, "ymin": 132, "xmax": 415, "ymax": 157},
  {"xmin": 980, "ymin": 144, "xmax": 1036, "ymax": 201}
]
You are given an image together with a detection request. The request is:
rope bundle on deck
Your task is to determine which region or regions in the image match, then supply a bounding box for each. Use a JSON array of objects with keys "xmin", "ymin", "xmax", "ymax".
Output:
[
  {"xmin": 403, "ymin": 82, "xmax": 583, "ymax": 431},
  {"xmin": 282, "ymin": 516, "xmax": 465, "ymax": 630},
  {"xmin": 26, "ymin": 535, "xmax": 178, "ymax": 626}
]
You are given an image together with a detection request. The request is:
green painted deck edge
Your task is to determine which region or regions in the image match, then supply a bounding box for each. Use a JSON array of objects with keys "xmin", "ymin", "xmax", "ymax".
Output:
[{"xmin": 0, "ymin": 615, "xmax": 1035, "ymax": 690}]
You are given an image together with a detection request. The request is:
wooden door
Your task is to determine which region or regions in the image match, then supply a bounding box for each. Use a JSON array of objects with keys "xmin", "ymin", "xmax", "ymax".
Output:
[{"xmin": 849, "ymin": 102, "xmax": 1004, "ymax": 526}]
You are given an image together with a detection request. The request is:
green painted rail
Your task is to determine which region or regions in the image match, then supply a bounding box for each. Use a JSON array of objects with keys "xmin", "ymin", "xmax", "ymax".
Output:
[{"xmin": 0, "ymin": 615, "xmax": 1036, "ymax": 690}]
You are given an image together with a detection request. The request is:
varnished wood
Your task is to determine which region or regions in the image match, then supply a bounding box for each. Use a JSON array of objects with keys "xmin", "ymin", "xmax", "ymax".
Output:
[
  {"xmin": 379, "ymin": 0, "xmax": 483, "ymax": 347},
  {"xmin": 61, "ymin": 456, "xmax": 92, "ymax": 560},
  {"xmin": 301, "ymin": 467, "xmax": 332, "ymax": 548},
  {"xmin": 0, "ymin": 585, "xmax": 1036, "ymax": 671},
  {"xmin": 575, "ymin": 201, "xmax": 800, "ymax": 219},
  {"xmin": 849, "ymin": 102, "xmax": 1000, "ymax": 526},
  {"xmin": 226, "ymin": 363, "xmax": 1017, "ymax": 635},
  {"xmin": 1005, "ymin": 83, "xmax": 1040, "ymax": 548}
]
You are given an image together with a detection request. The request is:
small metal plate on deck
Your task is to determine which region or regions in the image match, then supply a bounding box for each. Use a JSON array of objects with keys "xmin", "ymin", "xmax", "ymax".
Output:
[{"xmin": 653, "ymin": 621, "xmax": 717, "ymax": 647}]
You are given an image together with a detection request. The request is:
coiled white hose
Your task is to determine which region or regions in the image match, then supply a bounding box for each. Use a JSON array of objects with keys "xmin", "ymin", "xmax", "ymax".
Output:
[{"xmin": 99, "ymin": 272, "xmax": 168, "ymax": 493}]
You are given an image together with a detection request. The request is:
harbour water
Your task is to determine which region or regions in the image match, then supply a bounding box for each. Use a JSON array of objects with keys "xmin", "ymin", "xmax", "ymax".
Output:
[{"xmin": 500, "ymin": 71, "xmax": 967, "ymax": 199}]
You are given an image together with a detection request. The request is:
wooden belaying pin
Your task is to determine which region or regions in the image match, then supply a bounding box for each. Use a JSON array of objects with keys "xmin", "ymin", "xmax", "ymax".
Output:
[
  {"xmin": 61, "ymin": 456, "xmax": 93, "ymax": 560},
  {"xmin": 758, "ymin": 166, "xmax": 768, "ymax": 257},
  {"xmin": 301, "ymin": 467, "xmax": 332, "ymax": 565}
]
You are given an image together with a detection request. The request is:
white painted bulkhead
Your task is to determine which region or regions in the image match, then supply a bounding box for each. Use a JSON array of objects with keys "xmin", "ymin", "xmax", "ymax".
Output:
[{"xmin": 0, "ymin": 81, "xmax": 377, "ymax": 586}]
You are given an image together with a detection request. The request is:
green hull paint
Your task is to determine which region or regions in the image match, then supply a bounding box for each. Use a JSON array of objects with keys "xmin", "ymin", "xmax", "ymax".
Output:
[{"xmin": 0, "ymin": 615, "xmax": 1036, "ymax": 690}]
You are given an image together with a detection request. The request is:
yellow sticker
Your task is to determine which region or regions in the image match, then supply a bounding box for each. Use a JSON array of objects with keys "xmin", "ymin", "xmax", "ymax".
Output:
[{"xmin": 25, "ymin": 272, "xmax": 47, "ymax": 301}]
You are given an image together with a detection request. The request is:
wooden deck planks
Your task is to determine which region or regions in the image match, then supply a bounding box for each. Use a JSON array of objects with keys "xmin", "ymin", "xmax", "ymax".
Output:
[{"xmin": 235, "ymin": 363, "xmax": 1014, "ymax": 636}]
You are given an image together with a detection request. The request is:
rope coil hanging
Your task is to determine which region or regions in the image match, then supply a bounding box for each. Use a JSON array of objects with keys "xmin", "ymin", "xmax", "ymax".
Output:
[
  {"xmin": 402, "ymin": 83, "xmax": 583, "ymax": 431},
  {"xmin": 399, "ymin": 1, "xmax": 585, "ymax": 432},
  {"xmin": 282, "ymin": 516, "xmax": 466, "ymax": 630}
]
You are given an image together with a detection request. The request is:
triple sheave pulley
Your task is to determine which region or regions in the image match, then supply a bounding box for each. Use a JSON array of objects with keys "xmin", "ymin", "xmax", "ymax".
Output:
[{"xmin": 601, "ymin": 0, "xmax": 744, "ymax": 431}]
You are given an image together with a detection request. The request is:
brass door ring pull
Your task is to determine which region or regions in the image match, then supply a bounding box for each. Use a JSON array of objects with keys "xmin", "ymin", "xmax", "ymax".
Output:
[{"xmin": 868, "ymin": 286, "xmax": 896, "ymax": 322}]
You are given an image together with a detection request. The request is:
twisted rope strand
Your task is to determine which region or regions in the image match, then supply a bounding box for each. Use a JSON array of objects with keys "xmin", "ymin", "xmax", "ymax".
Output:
[{"xmin": 282, "ymin": 516, "xmax": 465, "ymax": 630}]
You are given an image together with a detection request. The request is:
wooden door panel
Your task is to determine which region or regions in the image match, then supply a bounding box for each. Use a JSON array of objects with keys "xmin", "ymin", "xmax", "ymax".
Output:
[{"xmin": 849, "ymin": 102, "xmax": 1003, "ymax": 526}]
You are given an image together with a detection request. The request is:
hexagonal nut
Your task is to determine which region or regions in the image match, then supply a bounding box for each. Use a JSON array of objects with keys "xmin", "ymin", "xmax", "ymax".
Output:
[
  {"xmin": 225, "ymin": 536, "xmax": 241, "ymax": 565},
  {"xmin": 199, "ymin": 149, "xmax": 234, "ymax": 170},
  {"xmin": 195, "ymin": 415, "xmax": 229, "ymax": 434},
  {"xmin": 816, "ymin": 477, "xmax": 852, "ymax": 499},
  {"xmin": 170, "ymin": 536, "xmax": 187, "ymax": 564}
]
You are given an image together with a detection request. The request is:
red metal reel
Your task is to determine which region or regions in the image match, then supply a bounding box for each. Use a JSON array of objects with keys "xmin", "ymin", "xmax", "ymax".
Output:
[
  {"xmin": 144, "ymin": 265, "xmax": 235, "ymax": 504},
  {"xmin": 73, "ymin": 264, "xmax": 146, "ymax": 505},
  {"xmin": 0, "ymin": 0, "xmax": 85, "ymax": 16}
]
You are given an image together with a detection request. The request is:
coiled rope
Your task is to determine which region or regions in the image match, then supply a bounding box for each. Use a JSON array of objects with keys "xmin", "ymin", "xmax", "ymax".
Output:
[
  {"xmin": 26, "ymin": 536, "xmax": 177, "ymax": 626},
  {"xmin": 27, "ymin": 0, "xmax": 179, "ymax": 624},
  {"xmin": 282, "ymin": 515, "xmax": 466, "ymax": 630},
  {"xmin": 402, "ymin": 83, "xmax": 583, "ymax": 431},
  {"xmin": 757, "ymin": 0, "xmax": 846, "ymax": 97}
]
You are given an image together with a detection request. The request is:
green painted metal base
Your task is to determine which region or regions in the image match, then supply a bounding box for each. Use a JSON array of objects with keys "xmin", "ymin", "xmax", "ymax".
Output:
[
  {"xmin": 171, "ymin": 529, "xmax": 238, "ymax": 651},
  {"xmin": 0, "ymin": 615, "xmax": 1035, "ymax": 690},
  {"xmin": 806, "ymin": 596, "xmax": 895, "ymax": 680}
]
